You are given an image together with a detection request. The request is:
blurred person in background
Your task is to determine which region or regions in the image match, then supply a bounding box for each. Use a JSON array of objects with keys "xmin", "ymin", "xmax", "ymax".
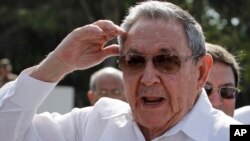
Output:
[
  {"xmin": 0, "ymin": 58, "xmax": 17, "ymax": 87},
  {"xmin": 87, "ymin": 67, "xmax": 125, "ymax": 105},
  {"xmin": 205, "ymin": 43, "xmax": 240, "ymax": 117}
]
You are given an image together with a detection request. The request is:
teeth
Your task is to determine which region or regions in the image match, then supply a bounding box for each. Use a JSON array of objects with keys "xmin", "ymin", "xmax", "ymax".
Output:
[{"xmin": 145, "ymin": 101, "xmax": 160, "ymax": 105}]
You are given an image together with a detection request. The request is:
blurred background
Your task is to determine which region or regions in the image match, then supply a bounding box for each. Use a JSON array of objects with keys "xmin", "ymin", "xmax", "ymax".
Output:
[{"xmin": 1, "ymin": 0, "xmax": 250, "ymax": 108}]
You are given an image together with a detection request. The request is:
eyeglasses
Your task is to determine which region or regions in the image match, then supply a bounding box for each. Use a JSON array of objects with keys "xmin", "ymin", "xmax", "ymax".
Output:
[
  {"xmin": 204, "ymin": 84, "xmax": 239, "ymax": 99},
  {"xmin": 118, "ymin": 53, "xmax": 200, "ymax": 74},
  {"xmin": 95, "ymin": 89, "xmax": 123, "ymax": 96}
]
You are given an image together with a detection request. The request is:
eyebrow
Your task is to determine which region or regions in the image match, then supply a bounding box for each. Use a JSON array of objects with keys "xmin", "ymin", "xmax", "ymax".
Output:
[
  {"xmin": 222, "ymin": 83, "xmax": 236, "ymax": 87},
  {"xmin": 125, "ymin": 48, "xmax": 178, "ymax": 55},
  {"xmin": 125, "ymin": 48, "xmax": 141, "ymax": 55}
]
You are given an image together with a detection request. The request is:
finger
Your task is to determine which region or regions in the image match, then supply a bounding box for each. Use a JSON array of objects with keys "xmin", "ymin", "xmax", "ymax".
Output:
[
  {"xmin": 75, "ymin": 23, "xmax": 123, "ymax": 46},
  {"xmin": 99, "ymin": 44, "xmax": 120, "ymax": 59},
  {"xmin": 73, "ymin": 25, "xmax": 104, "ymax": 40},
  {"xmin": 70, "ymin": 25, "xmax": 109, "ymax": 49},
  {"xmin": 92, "ymin": 20, "xmax": 126, "ymax": 46},
  {"xmin": 94, "ymin": 20, "xmax": 125, "ymax": 36}
]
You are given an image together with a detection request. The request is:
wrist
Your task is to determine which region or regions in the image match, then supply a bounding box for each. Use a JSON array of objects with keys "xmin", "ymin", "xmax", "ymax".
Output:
[{"xmin": 30, "ymin": 52, "xmax": 73, "ymax": 82}]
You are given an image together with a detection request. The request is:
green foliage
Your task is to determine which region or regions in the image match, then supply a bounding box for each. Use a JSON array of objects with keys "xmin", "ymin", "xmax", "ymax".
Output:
[{"xmin": 1, "ymin": 0, "xmax": 249, "ymax": 107}]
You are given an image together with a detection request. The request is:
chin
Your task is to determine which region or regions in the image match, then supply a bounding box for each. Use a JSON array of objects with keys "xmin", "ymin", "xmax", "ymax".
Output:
[{"xmin": 137, "ymin": 113, "xmax": 169, "ymax": 128}]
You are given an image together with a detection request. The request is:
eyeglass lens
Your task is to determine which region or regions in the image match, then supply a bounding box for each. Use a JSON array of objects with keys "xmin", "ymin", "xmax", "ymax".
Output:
[
  {"xmin": 96, "ymin": 89, "xmax": 123, "ymax": 96},
  {"xmin": 118, "ymin": 54, "xmax": 183, "ymax": 74},
  {"xmin": 204, "ymin": 84, "xmax": 238, "ymax": 99}
]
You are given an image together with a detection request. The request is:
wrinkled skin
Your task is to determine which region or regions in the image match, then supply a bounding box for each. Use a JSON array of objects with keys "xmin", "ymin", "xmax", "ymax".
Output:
[{"xmin": 122, "ymin": 18, "xmax": 212, "ymax": 139}]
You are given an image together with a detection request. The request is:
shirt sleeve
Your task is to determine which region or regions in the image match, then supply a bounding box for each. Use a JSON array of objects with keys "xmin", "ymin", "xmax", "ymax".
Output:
[{"xmin": 0, "ymin": 67, "xmax": 57, "ymax": 141}]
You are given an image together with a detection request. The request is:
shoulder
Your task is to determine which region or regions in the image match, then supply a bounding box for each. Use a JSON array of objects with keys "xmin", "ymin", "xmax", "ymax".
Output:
[
  {"xmin": 234, "ymin": 106, "xmax": 250, "ymax": 124},
  {"xmin": 212, "ymin": 109, "xmax": 241, "ymax": 126},
  {"xmin": 209, "ymin": 109, "xmax": 241, "ymax": 140},
  {"xmin": 235, "ymin": 106, "xmax": 250, "ymax": 114},
  {"xmin": 55, "ymin": 98, "xmax": 130, "ymax": 122},
  {"xmin": 53, "ymin": 98, "xmax": 130, "ymax": 121},
  {"xmin": 92, "ymin": 97, "xmax": 130, "ymax": 118}
]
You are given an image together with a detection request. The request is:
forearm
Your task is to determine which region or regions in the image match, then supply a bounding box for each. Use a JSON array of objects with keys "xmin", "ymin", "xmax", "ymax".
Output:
[{"xmin": 30, "ymin": 52, "xmax": 73, "ymax": 83}]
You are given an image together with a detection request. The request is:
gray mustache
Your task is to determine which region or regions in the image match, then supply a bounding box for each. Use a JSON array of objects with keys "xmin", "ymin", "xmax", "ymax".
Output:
[{"xmin": 138, "ymin": 87, "xmax": 165, "ymax": 97}]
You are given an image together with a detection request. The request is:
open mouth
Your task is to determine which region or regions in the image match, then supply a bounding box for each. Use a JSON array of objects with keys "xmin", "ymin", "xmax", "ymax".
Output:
[{"xmin": 142, "ymin": 97, "xmax": 165, "ymax": 105}]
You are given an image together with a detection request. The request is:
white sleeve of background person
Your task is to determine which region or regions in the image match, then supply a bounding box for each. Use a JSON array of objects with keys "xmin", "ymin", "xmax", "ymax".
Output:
[{"xmin": 234, "ymin": 105, "xmax": 250, "ymax": 124}]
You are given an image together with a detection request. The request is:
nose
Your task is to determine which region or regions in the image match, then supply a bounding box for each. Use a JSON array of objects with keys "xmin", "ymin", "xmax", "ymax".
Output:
[
  {"xmin": 140, "ymin": 60, "xmax": 160, "ymax": 86},
  {"xmin": 208, "ymin": 88, "xmax": 223, "ymax": 108}
]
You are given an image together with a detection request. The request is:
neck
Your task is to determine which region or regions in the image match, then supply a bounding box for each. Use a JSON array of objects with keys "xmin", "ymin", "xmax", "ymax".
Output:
[
  {"xmin": 137, "ymin": 114, "xmax": 186, "ymax": 140},
  {"xmin": 139, "ymin": 125, "xmax": 151, "ymax": 141},
  {"xmin": 138, "ymin": 124, "xmax": 166, "ymax": 141}
]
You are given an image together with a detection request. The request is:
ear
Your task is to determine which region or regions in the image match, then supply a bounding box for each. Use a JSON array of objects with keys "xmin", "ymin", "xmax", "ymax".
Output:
[
  {"xmin": 87, "ymin": 90, "xmax": 95, "ymax": 105},
  {"xmin": 197, "ymin": 53, "xmax": 213, "ymax": 90}
]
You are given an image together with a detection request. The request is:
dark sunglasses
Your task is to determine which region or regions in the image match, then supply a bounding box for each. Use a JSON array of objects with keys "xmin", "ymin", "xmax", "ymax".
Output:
[
  {"xmin": 118, "ymin": 53, "xmax": 200, "ymax": 74},
  {"xmin": 204, "ymin": 84, "xmax": 239, "ymax": 99}
]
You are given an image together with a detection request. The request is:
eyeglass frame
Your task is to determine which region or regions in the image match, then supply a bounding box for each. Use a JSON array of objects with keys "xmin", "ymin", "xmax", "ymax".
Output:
[
  {"xmin": 204, "ymin": 84, "xmax": 239, "ymax": 99},
  {"xmin": 118, "ymin": 53, "xmax": 201, "ymax": 74},
  {"xmin": 94, "ymin": 89, "xmax": 124, "ymax": 96}
]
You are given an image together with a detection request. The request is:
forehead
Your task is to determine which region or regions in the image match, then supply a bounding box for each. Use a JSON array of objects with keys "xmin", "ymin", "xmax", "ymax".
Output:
[
  {"xmin": 208, "ymin": 62, "xmax": 235, "ymax": 86},
  {"xmin": 95, "ymin": 74, "xmax": 123, "ymax": 89},
  {"xmin": 124, "ymin": 18, "xmax": 190, "ymax": 55}
]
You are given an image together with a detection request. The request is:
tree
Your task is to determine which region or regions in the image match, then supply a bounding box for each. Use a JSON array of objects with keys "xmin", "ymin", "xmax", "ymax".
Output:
[{"xmin": 1, "ymin": 0, "xmax": 250, "ymax": 107}]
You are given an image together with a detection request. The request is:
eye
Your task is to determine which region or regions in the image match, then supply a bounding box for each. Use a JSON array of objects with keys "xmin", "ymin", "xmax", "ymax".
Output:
[
  {"xmin": 126, "ymin": 55, "xmax": 145, "ymax": 66},
  {"xmin": 102, "ymin": 90, "xmax": 108, "ymax": 94},
  {"xmin": 112, "ymin": 90, "xmax": 123, "ymax": 95},
  {"xmin": 153, "ymin": 54, "xmax": 181, "ymax": 73},
  {"xmin": 220, "ymin": 87, "xmax": 236, "ymax": 99},
  {"xmin": 119, "ymin": 54, "xmax": 146, "ymax": 74}
]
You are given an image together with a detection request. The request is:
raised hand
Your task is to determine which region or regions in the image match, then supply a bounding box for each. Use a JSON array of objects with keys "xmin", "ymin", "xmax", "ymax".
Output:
[
  {"xmin": 30, "ymin": 20, "xmax": 125, "ymax": 82},
  {"xmin": 54, "ymin": 20, "xmax": 125, "ymax": 70}
]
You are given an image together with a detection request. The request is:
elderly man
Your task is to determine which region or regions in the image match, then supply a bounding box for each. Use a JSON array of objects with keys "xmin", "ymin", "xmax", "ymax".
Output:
[
  {"xmin": 0, "ymin": 1, "xmax": 240, "ymax": 141},
  {"xmin": 87, "ymin": 67, "xmax": 125, "ymax": 105}
]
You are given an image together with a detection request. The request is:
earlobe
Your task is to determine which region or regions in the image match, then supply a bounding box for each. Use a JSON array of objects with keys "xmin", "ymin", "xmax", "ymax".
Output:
[
  {"xmin": 87, "ymin": 90, "xmax": 95, "ymax": 105},
  {"xmin": 197, "ymin": 54, "xmax": 213, "ymax": 89}
]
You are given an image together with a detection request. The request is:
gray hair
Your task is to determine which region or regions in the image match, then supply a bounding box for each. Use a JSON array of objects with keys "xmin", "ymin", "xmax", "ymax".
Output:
[
  {"xmin": 89, "ymin": 67, "xmax": 123, "ymax": 91},
  {"xmin": 0, "ymin": 58, "xmax": 12, "ymax": 71},
  {"xmin": 118, "ymin": 1, "xmax": 206, "ymax": 61}
]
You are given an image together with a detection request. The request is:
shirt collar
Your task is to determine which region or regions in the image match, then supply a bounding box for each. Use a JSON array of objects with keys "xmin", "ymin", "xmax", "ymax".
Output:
[
  {"xmin": 97, "ymin": 90, "xmax": 214, "ymax": 141},
  {"xmin": 181, "ymin": 89, "xmax": 213, "ymax": 141},
  {"xmin": 157, "ymin": 89, "xmax": 213, "ymax": 141}
]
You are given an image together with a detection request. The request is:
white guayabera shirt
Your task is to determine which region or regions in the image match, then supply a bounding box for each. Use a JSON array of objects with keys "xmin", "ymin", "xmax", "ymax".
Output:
[{"xmin": 0, "ymin": 68, "xmax": 241, "ymax": 141}]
